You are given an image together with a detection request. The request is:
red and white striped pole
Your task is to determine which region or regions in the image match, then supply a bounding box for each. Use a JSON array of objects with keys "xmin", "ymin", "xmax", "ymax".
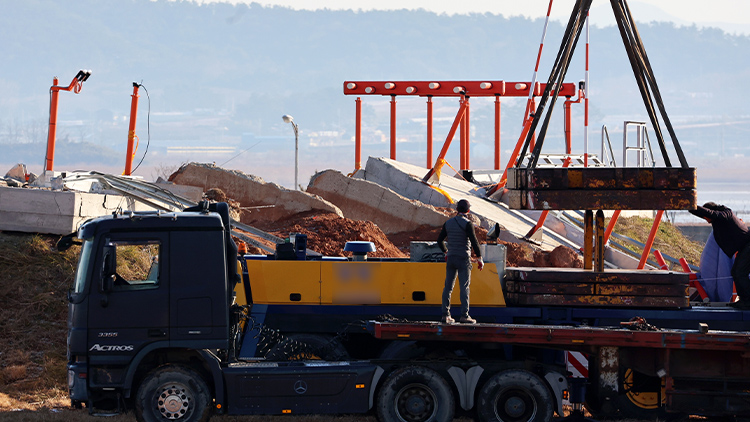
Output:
[
  {"xmin": 584, "ymin": 11, "xmax": 590, "ymax": 167},
  {"xmin": 523, "ymin": 0, "xmax": 554, "ymax": 125}
]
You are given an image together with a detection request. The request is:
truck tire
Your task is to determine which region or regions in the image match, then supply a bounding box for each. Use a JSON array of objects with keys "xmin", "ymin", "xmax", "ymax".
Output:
[
  {"xmin": 376, "ymin": 366, "xmax": 454, "ymax": 422},
  {"xmin": 135, "ymin": 365, "xmax": 211, "ymax": 422},
  {"xmin": 476, "ymin": 369, "xmax": 554, "ymax": 422},
  {"xmin": 265, "ymin": 333, "xmax": 349, "ymax": 361}
]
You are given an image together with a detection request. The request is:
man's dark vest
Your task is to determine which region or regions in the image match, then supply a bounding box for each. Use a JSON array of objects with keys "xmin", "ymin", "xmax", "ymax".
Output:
[{"xmin": 446, "ymin": 215, "xmax": 471, "ymax": 258}]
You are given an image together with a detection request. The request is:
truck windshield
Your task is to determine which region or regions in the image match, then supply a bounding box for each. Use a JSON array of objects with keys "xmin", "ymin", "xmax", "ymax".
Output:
[{"xmin": 73, "ymin": 239, "xmax": 94, "ymax": 295}]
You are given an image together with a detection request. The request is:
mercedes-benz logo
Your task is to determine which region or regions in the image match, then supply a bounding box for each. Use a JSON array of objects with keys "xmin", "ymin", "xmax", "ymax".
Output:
[{"xmin": 294, "ymin": 380, "xmax": 308, "ymax": 395}]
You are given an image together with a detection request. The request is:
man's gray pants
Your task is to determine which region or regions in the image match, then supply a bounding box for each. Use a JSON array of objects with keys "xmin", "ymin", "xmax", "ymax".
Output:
[{"xmin": 442, "ymin": 255, "xmax": 471, "ymax": 318}]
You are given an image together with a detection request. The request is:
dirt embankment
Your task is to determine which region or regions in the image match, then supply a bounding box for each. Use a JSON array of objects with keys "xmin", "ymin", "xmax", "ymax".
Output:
[{"xmin": 0, "ymin": 233, "xmax": 76, "ymax": 411}]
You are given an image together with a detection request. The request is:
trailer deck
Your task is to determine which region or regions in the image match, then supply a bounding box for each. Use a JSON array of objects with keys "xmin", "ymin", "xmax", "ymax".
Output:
[
  {"xmin": 367, "ymin": 320, "xmax": 750, "ymax": 352},
  {"xmin": 367, "ymin": 320, "xmax": 750, "ymax": 417}
]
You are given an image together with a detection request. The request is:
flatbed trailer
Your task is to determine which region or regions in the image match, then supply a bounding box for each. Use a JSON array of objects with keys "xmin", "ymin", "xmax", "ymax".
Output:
[{"xmin": 368, "ymin": 320, "xmax": 750, "ymax": 418}]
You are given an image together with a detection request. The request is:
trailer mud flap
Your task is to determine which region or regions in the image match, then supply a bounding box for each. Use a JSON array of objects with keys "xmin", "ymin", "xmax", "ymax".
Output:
[{"xmin": 447, "ymin": 365, "xmax": 484, "ymax": 410}]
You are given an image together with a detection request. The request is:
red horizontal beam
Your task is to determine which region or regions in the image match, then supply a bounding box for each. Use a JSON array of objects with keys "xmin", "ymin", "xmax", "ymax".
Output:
[
  {"xmin": 370, "ymin": 322, "xmax": 750, "ymax": 352},
  {"xmin": 343, "ymin": 81, "xmax": 577, "ymax": 98}
]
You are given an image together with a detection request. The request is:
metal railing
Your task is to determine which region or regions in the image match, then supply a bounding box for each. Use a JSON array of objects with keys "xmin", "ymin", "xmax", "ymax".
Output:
[{"xmin": 622, "ymin": 121, "xmax": 655, "ymax": 167}]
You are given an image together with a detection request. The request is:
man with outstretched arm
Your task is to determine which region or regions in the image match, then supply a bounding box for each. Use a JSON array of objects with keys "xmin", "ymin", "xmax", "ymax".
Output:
[
  {"xmin": 438, "ymin": 199, "xmax": 484, "ymax": 324},
  {"xmin": 690, "ymin": 202, "xmax": 750, "ymax": 309}
]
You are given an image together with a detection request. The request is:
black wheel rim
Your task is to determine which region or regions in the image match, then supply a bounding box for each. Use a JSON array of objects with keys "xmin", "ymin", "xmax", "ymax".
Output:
[
  {"xmin": 494, "ymin": 387, "xmax": 537, "ymax": 422},
  {"xmin": 156, "ymin": 382, "xmax": 194, "ymax": 420},
  {"xmin": 395, "ymin": 382, "xmax": 438, "ymax": 422}
]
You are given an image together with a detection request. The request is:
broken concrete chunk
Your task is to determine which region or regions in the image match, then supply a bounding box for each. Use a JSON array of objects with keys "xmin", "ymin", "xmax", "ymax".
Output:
[
  {"xmin": 3, "ymin": 178, "xmax": 23, "ymax": 187},
  {"xmin": 5, "ymin": 163, "xmax": 27, "ymax": 183},
  {"xmin": 168, "ymin": 162, "xmax": 343, "ymax": 225},
  {"xmin": 308, "ymin": 169, "xmax": 450, "ymax": 234}
]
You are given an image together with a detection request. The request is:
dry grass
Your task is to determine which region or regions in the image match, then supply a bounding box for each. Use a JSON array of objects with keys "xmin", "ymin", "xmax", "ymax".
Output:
[
  {"xmin": 114, "ymin": 243, "xmax": 158, "ymax": 281},
  {"xmin": 605, "ymin": 215, "xmax": 704, "ymax": 269},
  {"xmin": 0, "ymin": 233, "xmax": 78, "ymax": 413}
]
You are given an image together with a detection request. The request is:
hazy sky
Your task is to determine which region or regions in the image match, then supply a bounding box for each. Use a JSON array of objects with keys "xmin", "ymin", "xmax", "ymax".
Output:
[{"xmin": 206, "ymin": 0, "xmax": 750, "ymax": 35}]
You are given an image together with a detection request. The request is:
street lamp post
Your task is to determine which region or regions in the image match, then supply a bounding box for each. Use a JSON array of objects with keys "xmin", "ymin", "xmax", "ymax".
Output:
[{"xmin": 282, "ymin": 114, "xmax": 299, "ymax": 190}]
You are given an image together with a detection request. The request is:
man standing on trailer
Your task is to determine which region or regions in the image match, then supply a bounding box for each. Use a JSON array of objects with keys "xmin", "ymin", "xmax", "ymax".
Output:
[
  {"xmin": 438, "ymin": 199, "xmax": 484, "ymax": 324},
  {"xmin": 690, "ymin": 202, "xmax": 750, "ymax": 309}
]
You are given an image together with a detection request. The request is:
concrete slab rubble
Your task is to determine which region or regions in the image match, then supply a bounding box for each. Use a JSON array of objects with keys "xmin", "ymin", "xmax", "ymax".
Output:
[
  {"xmin": 0, "ymin": 186, "xmax": 152, "ymax": 235},
  {"xmin": 168, "ymin": 162, "xmax": 343, "ymax": 225},
  {"xmin": 307, "ymin": 169, "xmax": 450, "ymax": 234}
]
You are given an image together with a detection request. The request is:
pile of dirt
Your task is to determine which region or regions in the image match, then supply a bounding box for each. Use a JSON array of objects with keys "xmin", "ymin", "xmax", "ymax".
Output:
[
  {"xmin": 252, "ymin": 211, "xmax": 583, "ymax": 267},
  {"xmin": 297, "ymin": 215, "xmax": 584, "ymax": 268},
  {"xmin": 386, "ymin": 224, "xmax": 489, "ymax": 251},
  {"xmin": 387, "ymin": 225, "xmax": 444, "ymax": 252},
  {"xmin": 256, "ymin": 211, "xmax": 407, "ymax": 258}
]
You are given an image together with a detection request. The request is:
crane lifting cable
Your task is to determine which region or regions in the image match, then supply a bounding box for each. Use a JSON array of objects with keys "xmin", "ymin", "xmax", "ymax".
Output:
[
  {"xmin": 610, "ymin": 0, "xmax": 688, "ymax": 168},
  {"xmin": 517, "ymin": 0, "xmax": 688, "ymax": 170},
  {"xmin": 517, "ymin": 0, "xmax": 592, "ymax": 169}
]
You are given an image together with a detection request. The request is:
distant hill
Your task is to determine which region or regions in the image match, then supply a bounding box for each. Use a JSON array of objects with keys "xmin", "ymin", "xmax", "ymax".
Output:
[{"xmin": 2, "ymin": 0, "xmax": 749, "ymax": 185}]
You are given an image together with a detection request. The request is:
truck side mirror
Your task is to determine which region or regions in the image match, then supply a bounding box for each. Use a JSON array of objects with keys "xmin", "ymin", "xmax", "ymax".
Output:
[{"xmin": 101, "ymin": 245, "xmax": 116, "ymax": 293}]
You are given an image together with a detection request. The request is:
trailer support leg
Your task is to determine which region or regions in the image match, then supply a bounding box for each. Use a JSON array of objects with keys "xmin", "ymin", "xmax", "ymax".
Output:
[
  {"xmin": 595, "ymin": 210, "xmax": 605, "ymax": 271},
  {"xmin": 596, "ymin": 346, "xmax": 620, "ymax": 415},
  {"xmin": 584, "ymin": 210, "xmax": 594, "ymax": 270}
]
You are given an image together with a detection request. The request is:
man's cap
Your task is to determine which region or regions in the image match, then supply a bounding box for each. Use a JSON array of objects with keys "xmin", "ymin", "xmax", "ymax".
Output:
[{"xmin": 457, "ymin": 199, "xmax": 470, "ymax": 213}]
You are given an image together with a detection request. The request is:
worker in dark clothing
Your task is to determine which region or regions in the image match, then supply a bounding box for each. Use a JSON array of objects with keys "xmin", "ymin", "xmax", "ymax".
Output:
[
  {"xmin": 690, "ymin": 202, "xmax": 750, "ymax": 309},
  {"xmin": 437, "ymin": 199, "xmax": 484, "ymax": 324}
]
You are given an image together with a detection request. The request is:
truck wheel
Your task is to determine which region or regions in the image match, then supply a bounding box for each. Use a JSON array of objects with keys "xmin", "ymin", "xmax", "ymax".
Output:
[
  {"xmin": 135, "ymin": 365, "xmax": 211, "ymax": 422},
  {"xmin": 376, "ymin": 366, "xmax": 454, "ymax": 422},
  {"xmin": 476, "ymin": 369, "xmax": 553, "ymax": 422},
  {"xmin": 266, "ymin": 333, "xmax": 349, "ymax": 361}
]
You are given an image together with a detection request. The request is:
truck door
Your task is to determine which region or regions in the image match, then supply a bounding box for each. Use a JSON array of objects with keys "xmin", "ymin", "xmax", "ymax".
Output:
[{"xmin": 87, "ymin": 233, "xmax": 170, "ymax": 369}]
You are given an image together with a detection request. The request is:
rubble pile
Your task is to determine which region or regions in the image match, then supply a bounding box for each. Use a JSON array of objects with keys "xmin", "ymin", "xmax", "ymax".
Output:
[
  {"xmin": 169, "ymin": 163, "xmax": 343, "ymax": 225},
  {"xmin": 168, "ymin": 163, "xmax": 583, "ymax": 268},
  {"xmin": 307, "ymin": 169, "xmax": 451, "ymax": 234},
  {"xmin": 256, "ymin": 211, "xmax": 406, "ymax": 258}
]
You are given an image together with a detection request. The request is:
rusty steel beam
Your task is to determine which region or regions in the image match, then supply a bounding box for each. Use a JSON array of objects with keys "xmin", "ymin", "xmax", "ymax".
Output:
[
  {"xmin": 505, "ymin": 280, "xmax": 687, "ymax": 297},
  {"xmin": 506, "ymin": 167, "xmax": 696, "ymax": 190},
  {"xmin": 505, "ymin": 267, "xmax": 690, "ymax": 285},
  {"xmin": 597, "ymin": 283, "xmax": 687, "ymax": 296},
  {"xmin": 505, "ymin": 292, "xmax": 688, "ymax": 308},
  {"xmin": 584, "ymin": 210, "xmax": 594, "ymax": 270},
  {"xmin": 506, "ymin": 281, "xmax": 595, "ymax": 295},
  {"xmin": 503, "ymin": 188, "xmax": 696, "ymax": 210},
  {"xmin": 595, "ymin": 210, "xmax": 605, "ymax": 272}
]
